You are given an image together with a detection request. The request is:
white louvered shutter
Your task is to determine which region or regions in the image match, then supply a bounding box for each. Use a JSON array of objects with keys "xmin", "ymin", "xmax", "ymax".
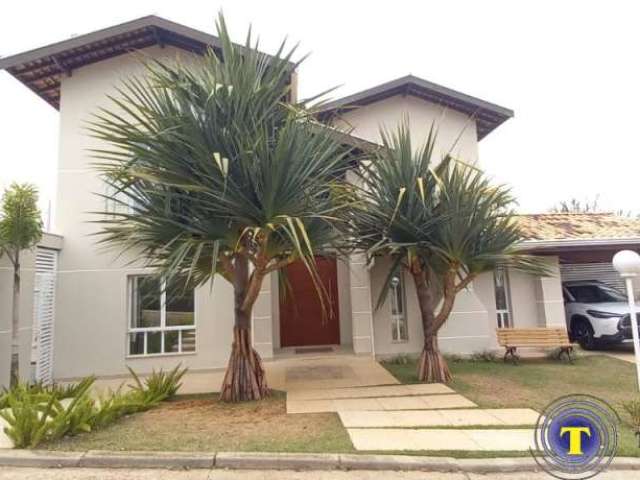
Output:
[{"xmin": 33, "ymin": 248, "xmax": 57, "ymax": 385}]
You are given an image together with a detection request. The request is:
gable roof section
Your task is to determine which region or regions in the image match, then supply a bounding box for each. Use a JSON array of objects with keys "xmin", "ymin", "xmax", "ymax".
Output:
[
  {"xmin": 315, "ymin": 75, "xmax": 514, "ymax": 140},
  {"xmin": 0, "ymin": 15, "xmax": 278, "ymax": 110},
  {"xmin": 517, "ymin": 213, "xmax": 640, "ymax": 245}
]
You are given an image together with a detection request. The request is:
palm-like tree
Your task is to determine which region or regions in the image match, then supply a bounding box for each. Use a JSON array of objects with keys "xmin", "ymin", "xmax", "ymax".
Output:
[
  {"xmin": 0, "ymin": 183, "xmax": 43, "ymax": 386},
  {"xmin": 90, "ymin": 15, "xmax": 353, "ymax": 402},
  {"xmin": 351, "ymin": 123, "xmax": 546, "ymax": 383}
]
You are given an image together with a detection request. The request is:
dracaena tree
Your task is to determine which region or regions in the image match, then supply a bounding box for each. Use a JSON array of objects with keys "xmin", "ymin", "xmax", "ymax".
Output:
[
  {"xmin": 351, "ymin": 123, "xmax": 546, "ymax": 383},
  {"xmin": 0, "ymin": 183, "xmax": 43, "ymax": 386},
  {"xmin": 90, "ymin": 15, "xmax": 353, "ymax": 402}
]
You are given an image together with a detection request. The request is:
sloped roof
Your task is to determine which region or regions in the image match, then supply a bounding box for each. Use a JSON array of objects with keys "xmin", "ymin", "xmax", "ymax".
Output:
[
  {"xmin": 0, "ymin": 15, "xmax": 283, "ymax": 109},
  {"xmin": 315, "ymin": 75, "xmax": 514, "ymax": 140},
  {"xmin": 517, "ymin": 213, "xmax": 640, "ymax": 242}
]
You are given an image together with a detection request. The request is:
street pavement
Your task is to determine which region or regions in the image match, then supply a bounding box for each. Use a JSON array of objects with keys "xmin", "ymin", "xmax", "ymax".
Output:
[{"xmin": 0, "ymin": 468, "xmax": 637, "ymax": 479}]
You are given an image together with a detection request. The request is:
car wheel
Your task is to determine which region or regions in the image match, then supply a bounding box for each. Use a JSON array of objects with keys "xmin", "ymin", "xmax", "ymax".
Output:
[{"xmin": 573, "ymin": 319, "xmax": 596, "ymax": 350}]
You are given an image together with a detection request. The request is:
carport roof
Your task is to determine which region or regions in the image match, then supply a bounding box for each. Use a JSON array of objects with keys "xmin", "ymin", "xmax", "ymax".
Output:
[{"xmin": 517, "ymin": 213, "xmax": 640, "ymax": 253}]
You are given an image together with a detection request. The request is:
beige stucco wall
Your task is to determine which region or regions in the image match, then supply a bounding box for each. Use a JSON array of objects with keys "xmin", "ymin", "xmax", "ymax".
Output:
[
  {"xmin": 334, "ymin": 95, "xmax": 479, "ymax": 165},
  {"xmin": 53, "ymin": 46, "xmax": 241, "ymax": 380},
  {"xmin": 52, "ymin": 46, "xmax": 358, "ymax": 379},
  {"xmin": 507, "ymin": 257, "xmax": 566, "ymax": 330},
  {"xmin": 369, "ymin": 258, "xmax": 498, "ymax": 358}
]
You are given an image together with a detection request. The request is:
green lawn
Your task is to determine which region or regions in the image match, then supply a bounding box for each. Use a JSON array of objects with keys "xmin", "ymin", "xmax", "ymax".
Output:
[
  {"xmin": 383, "ymin": 353, "xmax": 640, "ymax": 457},
  {"xmin": 43, "ymin": 354, "xmax": 640, "ymax": 458},
  {"xmin": 45, "ymin": 391, "xmax": 353, "ymax": 454}
]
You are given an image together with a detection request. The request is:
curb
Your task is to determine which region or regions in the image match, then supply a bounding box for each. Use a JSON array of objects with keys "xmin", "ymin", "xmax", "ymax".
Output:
[{"xmin": 0, "ymin": 450, "xmax": 639, "ymax": 472}]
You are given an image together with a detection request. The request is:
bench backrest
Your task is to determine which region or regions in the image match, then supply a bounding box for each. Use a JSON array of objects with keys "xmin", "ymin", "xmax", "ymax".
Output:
[{"xmin": 496, "ymin": 327, "xmax": 571, "ymax": 347}]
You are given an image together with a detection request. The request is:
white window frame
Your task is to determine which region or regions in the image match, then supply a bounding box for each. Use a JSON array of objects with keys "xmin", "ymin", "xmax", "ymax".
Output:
[
  {"xmin": 104, "ymin": 183, "xmax": 135, "ymax": 216},
  {"xmin": 390, "ymin": 273, "xmax": 409, "ymax": 342},
  {"xmin": 127, "ymin": 275, "xmax": 196, "ymax": 357},
  {"xmin": 494, "ymin": 267, "xmax": 513, "ymax": 328}
]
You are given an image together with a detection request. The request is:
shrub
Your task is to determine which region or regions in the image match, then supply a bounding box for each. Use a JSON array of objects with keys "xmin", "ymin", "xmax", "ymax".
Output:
[
  {"xmin": 0, "ymin": 386, "xmax": 57, "ymax": 448},
  {"xmin": 0, "ymin": 365, "xmax": 188, "ymax": 448},
  {"xmin": 622, "ymin": 398, "xmax": 640, "ymax": 432},
  {"xmin": 469, "ymin": 350, "xmax": 498, "ymax": 362},
  {"xmin": 385, "ymin": 354, "xmax": 414, "ymax": 365},
  {"xmin": 127, "ymin": 364, "xmax": 187, "ymax": 406}
]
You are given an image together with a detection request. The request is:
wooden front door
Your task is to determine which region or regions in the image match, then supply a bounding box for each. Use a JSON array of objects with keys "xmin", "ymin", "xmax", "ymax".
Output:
[{"xmin": 279, "ymin": 257, "xmax": 340, "ymax": 347}]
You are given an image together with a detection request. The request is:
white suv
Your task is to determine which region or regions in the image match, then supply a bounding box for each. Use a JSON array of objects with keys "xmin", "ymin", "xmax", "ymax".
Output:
[{"xmin": 563, "ymin": 280, "xmax": 638, "ymax": 350}]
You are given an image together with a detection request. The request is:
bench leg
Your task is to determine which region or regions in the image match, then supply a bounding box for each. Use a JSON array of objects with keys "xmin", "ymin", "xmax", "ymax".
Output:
[{"xmin": 503, "ymin": 347, "xmax": 519, "ymax": 364}]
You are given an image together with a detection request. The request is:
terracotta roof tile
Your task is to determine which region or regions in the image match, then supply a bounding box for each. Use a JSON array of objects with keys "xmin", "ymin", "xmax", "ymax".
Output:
[{"xmin": 516, "ymin": 213, "xmax": 640, "ymax": 242}]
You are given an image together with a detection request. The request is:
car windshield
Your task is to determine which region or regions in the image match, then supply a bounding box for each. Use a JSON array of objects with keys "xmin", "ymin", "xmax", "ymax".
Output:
[{"xmin": 567, "ymin": 284, "xmax": 626, "ymax": 303}]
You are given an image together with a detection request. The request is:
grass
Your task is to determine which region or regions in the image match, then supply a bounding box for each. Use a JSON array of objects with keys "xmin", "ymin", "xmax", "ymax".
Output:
[
  {"xmin": 383, "ymin": 353, "xmax": 640, "ymax": 457},
  {"xmin": 42, "ymin": 354, "xmax": 640, "ymax": 458},
  {"xmin": 44, "ymin": 391, "xmax": 353, "ymax": 453}
]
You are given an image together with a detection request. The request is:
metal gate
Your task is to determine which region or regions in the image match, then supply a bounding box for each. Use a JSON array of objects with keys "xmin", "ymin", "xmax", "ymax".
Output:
[{"xmin": 32, "ymin": 248, "xmax": 57, "ymax": 385}]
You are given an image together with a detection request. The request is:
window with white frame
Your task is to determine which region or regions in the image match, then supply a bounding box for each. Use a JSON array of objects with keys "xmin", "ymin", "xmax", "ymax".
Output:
[
  {"xmin": 104, "ymin": 183, "xmax": 134, "ymax": 215},
  {"xmin": 493, "ymin": 267, "xmax": 513, "ymax": 328},
  {"xmin": 128, "ymin": 276, "xmax": 195, "ymax": 356},
  {"xmin": 390, "ymin": 274, "xmax": 408, "ymax": 342}
]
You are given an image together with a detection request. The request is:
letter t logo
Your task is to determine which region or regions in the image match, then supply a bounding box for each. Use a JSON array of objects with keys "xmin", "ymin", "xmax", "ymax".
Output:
[{"xmin": 560, "ymin": 426, "xmax": 591, "ymax": 455}]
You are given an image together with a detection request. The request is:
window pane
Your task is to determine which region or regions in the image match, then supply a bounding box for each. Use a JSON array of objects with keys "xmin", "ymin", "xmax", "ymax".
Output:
[
  {"xmin": 493, "ymin": 268, "xmax": 509, "ymax": 311},
  {"xmin": 181, "ymin": 330, "xmax": 196, "ymax": 352},
  {"xmin": 131, "ymin": 277, "xmax": 161, "ymax": 328},
  {"xmin": 129, "ymin": 332, "xmax": 145, "ymax": 355},
  {"xmin": 398, "ymin": 319, "xmax": 408, "ymax": 340},
  {"xmin": 164, "ymin": 331, "xmax": 180, "ymax": 353},
  {"xmin": 166, "ymin": 281, "xmax": 195, "ymax": 326},
  {"xmin": 147, "ymin": 331, "xmax": 162, "ymax": 354}
]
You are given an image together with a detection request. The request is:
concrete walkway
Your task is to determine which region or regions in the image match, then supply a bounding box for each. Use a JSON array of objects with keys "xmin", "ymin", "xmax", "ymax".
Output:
[
  {"xmin": 348, "ymin": 428, "xmax": 536, "ymax": 451},
  {"xmin": 339, "ymin": 409, "xmax": 540, "ymax": 428},
  {"xmin": 81, "ymin": 353, "xmax": 399, "ymax": 395}
]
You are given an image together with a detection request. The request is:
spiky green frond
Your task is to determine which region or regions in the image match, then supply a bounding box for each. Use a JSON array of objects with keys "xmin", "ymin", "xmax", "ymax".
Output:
[{"xmin": 90, "ymin": 13, "xmax": 354, "ymax": 291}]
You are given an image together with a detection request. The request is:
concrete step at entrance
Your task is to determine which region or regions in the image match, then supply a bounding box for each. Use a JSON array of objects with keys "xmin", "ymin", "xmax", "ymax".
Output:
[
  {"xmin": 339, "ymin": 408, "xmax": 540, "ymax": 428},
  {"xmin": 287, "ymin": 394, "xmax": 476, "ymax": 414},
  {"xmin": 347, "ymin": 427, "xmax": 536, "ymax": 451},
  {"xmin": 287, "ymin": 383, "xmax": 453, "ymax": 401}
]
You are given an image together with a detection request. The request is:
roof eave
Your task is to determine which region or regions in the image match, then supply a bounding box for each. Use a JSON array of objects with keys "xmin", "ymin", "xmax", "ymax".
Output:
[
  {"xmin": 519, "ymin": 237, "xmax": 640, "ymax": 252},
  {"xmin": 315, "ymin": 74, "xmax": 514, "ymax": 140}
]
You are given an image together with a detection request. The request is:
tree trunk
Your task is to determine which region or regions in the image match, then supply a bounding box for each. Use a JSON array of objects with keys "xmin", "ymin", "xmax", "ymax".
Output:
[
  {"xmin": 9, "ymin": 251, "xmax": 20, "ymax": 387},
  {"xmin": 417, "ymin": 334, "xmax": 452, "ymax": 383},
  {"xmin": 219, "ymin": 255, "xmax": 269, "ymax": 402},
  {"xmin": 411, "ymin": 264, "xmax": 452, "ymax": 384}
]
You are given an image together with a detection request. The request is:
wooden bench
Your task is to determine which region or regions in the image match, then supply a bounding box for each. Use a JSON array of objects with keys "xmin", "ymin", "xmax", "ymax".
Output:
[{"xmin": 496, "ymin": 327, "xmax": 574, "ymax": 364}]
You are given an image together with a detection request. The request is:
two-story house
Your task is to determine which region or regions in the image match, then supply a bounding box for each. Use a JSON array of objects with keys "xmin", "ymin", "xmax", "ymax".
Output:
[{"xmin": 4, "ymin": 15, "xmax": 636, "ymax": 387}]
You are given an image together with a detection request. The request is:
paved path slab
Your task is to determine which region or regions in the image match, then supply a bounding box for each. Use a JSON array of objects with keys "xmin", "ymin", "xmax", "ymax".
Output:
[
  {"xmin": 287, "ymin": 394, "xmax": 475, "ymax": 414},
  {"xmin": 347, "ymin": 428, "xmax": 535, "ymax": 451},
  {"xmin": 339, "ymin": 408, "xmax": 539, "ymax": 428},
  {"xmin": 287, "ymin": 383, "xmax": 453, "ymax": 401}
]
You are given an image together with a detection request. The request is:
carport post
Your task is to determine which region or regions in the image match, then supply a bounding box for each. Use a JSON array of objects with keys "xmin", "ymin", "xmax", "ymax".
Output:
[{"xmin": 613, "ymin": 250, "xmax": 640, "ymax": 391}]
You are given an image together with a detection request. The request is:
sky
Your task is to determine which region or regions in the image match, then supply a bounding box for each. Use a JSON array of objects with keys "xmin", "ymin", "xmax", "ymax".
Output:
[{"xmin": 1, "ymin": 0, "xmax": 639, "ymax": 227}]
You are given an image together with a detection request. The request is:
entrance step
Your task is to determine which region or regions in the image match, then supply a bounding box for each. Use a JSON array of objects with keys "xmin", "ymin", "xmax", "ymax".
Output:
[
  {"xmin": 287, "ymin": 383, "xmax": 453, "ymax": 401},
  {"xmin": 287, "ymin": 394, "xmax": 476, "ymax": 414},
  {"xmin": 339, "ymin": 408, "xmax": 540, "ymax": 428},
  {"xmin": 347, "ymin": 428, "xmax": 536, "ymax": 451}
]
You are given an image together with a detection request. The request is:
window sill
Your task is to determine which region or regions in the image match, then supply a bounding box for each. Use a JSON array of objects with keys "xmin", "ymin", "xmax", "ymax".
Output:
[
  {"xmin": 391, "ymin": 340, "xmax": 409, "ymax": 344},
  {"xmin": 126, "ymin": 351, "xmax": 197, "ymax": 359}
]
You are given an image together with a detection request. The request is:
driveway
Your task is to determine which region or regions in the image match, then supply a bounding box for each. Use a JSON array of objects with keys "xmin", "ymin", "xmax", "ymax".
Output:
[
  {"xmin": 578, "ymin": 344, "xmax": 636, "ymax": 363},
  {"xmin": 0, "ymin": 468, "xmax": 635, "ymax": 480}
]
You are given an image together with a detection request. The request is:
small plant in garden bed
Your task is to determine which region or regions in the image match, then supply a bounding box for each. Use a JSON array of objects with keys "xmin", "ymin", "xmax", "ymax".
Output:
[
  {"xmin": 0, "ymin": 365, "xmax": 187, "ymax": 448},
  {"xmin": 622, "ymin": 398, "xmax": 640, "ymax": 446}
]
